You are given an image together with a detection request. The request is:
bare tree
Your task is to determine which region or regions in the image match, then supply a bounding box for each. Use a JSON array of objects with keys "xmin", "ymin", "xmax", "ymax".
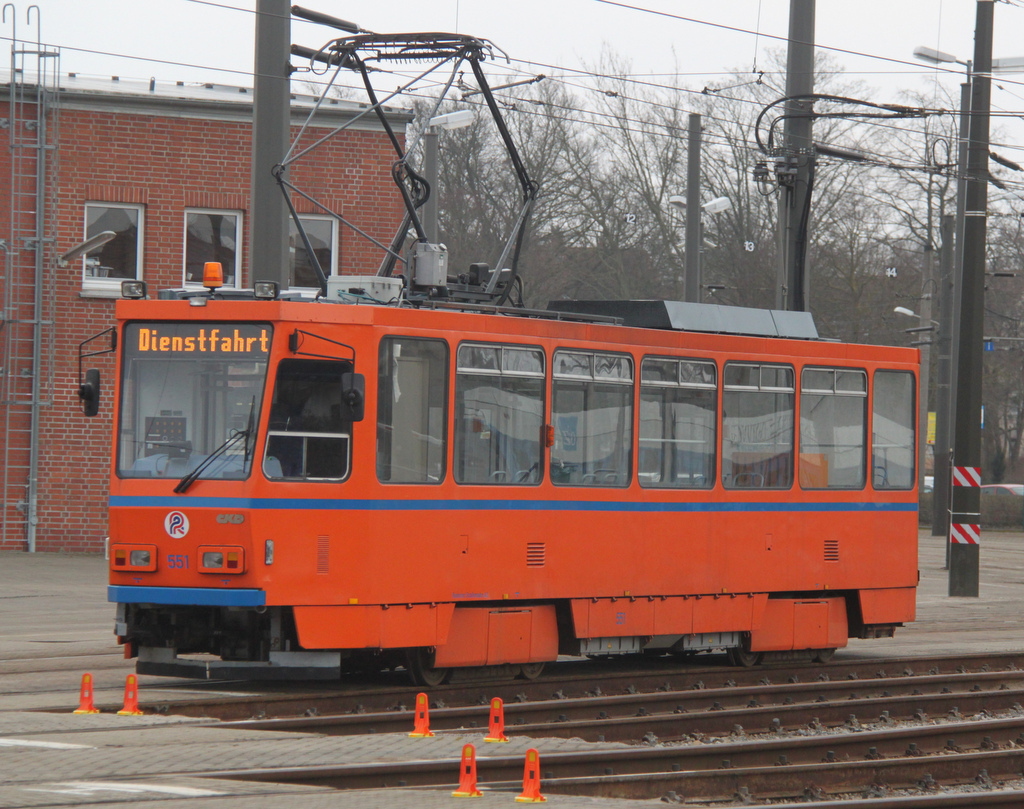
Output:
[{"xmin": 416, "ymin": 47, "xmax": 954, "ymax": 357}]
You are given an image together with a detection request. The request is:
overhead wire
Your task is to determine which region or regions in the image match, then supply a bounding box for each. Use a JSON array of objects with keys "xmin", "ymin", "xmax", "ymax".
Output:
[
  {"xmin": 284, "ymin": 51, "xmax": 1024, "ymax": 195},
  {"xmin": 304, "ymin": 66, "xmax": 960, "ymax": 189},
  {"xmin": 20, "ymin": 0, "xmax": 1024, "ymax": 191}
]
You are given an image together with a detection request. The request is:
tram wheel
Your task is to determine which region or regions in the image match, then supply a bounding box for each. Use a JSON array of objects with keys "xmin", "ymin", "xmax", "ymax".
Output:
[
  {"xmin": 814, "ymin": 647, "xmax": 836, "ymax": 664},
  {"xmin": 727, "ymin": 646, "xmax": 762, "ymax": 668},
  {"xmin": 405, "ymin": 648, "xmax": 451, "ymax": 687},
  {"xmin": 518, "ymin": 661, "xmax": 545, "ymax": 680}
]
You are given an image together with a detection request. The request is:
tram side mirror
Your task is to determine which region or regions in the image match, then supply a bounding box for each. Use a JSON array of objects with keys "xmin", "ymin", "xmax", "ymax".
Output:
[
  {"xmin": 340, "ymin": 372, "xmax": 365, "ymax": 422},
  {"xmin": 78, "ymin": 368, "xmax": 101, "ymax": 417}
]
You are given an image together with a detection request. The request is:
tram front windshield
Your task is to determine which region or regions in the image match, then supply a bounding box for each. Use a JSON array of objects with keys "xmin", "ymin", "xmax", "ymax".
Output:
[{"xmin": 117, "ymin": 322, "xmax": 272, "ymax": 480}]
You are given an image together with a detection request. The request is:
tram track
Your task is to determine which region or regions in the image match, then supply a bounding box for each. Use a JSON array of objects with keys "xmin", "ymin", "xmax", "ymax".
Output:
[
  {"xmin": 134, "ymin": 650, "xmax": 1024, "ymax": 721},
  {"xmin": 220, "ymin": 666, "xmax": 1024, "ymax": 741},
  {"xmin": 182, "ymin": 653, "xmax": 1024, "ymax": 804},
  {"xmin": 14, "ymin": 651, "xmax": 1024, "ymax": 805},
  {"xmin": 200, "ymin": 711, "xmax": 1024, "ymax": 803}
]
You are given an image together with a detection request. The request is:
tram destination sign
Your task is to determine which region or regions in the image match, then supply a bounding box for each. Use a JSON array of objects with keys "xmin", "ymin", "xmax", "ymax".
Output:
[{"xmin": 126, "ymin": 322, "xmax": 272, "ymax": 357}]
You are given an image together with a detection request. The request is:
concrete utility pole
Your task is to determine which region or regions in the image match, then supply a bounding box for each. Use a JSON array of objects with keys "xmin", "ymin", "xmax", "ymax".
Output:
[
  {"xmin": 942, "ymin": 81, "xmax": 972, "ymax": 566},
  {"xmin": 684, "ymin": 113, "xmax": 702, "ymax": 303},
  {"xmin": 949, "ymin": 0, "xmax": 993, "ymax": 598},
  {"xmin": 250, "ymin": 0, "xmax": 291, "ymax": 286},
  {"xmin": 776, "ymin": 0, "xmax": 815, "ymax": 312},
  {"xmin": 933, "ymin": 215, "xmax": 955, "ymax": 540}
]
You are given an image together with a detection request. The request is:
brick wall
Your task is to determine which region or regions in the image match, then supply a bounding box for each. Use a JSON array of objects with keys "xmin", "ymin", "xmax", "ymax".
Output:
[{"xmin": 0, "ymin": 91, "xmax": 406, "ymax": 552}]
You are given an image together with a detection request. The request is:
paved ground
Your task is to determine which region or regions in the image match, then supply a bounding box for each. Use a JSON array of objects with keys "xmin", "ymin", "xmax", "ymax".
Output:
[
  {"xmin": 1, "ymin": 530, "xmax": 1023, "ymax": 808},
  {"xmin": 844, "ymin": 528, "xmax": 1024, "ymax": 658}
]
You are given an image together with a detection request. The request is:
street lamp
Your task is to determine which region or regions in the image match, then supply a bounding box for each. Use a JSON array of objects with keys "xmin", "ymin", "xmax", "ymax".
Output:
[
  {"xmin": 58, "ymin": 231, "xmax": 117, "ymax": 267},
  {"xmin": 669, "ymin": 195, "xmax": 731, "ymax": 215},
  {"xmin": 701, "ymin": 197, "xmax": 731, "ymax": 215},
  {"xmin": 912, "ymin": 3, "xmax": 1000, "ymax": 597},
  {"xmin": 914, "ymin": 45, "xmax": 1024, "ymax": 75},
  {"xmin": 423, "ymin": 110, "xmax": 476, "ymax": 243},
  {"xmin": 912, "ymin": 47, "xmax": 977, "ymax": 558},
  {"xmin": 913, "ymin": 46, "xmax": 971, "ymax": 72},
  {"xmin": 669, "ymin": 195, "xmax": 731, "ymax": 302},
  {"xmin": 914, "ymin": 31, "xmax": 1024, "ymax": 594}
]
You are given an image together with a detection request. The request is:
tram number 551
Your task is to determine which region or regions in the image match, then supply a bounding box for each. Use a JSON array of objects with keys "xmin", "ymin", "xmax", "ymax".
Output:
[{"xmin": 167, "ymin": 554, "xmax": 190, "ymax": 569}]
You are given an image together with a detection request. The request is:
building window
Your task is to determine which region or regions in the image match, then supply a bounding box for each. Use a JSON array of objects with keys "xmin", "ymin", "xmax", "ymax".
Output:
[
  {"xmin": 81, "ymin": 203, "xmax": 144, "ymax": 290},
  {"xmin": 639, "ymin": 357, "xmax": 716, "ymax": 488},
  {"xmin": 799, "ymin": 367, "xmax": 867, "ymax": 489},
  {"xmin": 185, "ymin": 209, "xmax": 241, "ymax": 287},
  {"xmin": 454, "ymin": 343, "xmax": 545, "ymax": 485},
  {"xmin": 290, "ymin": 215, "xmax": 338, "ymax": 288},
  {"xmin": 376, "ymin": 337, "xmax": 448, "ymax": 484},
  {"xmin": 722, "ymin": 363, "xmax": 794, "ymax": 488},
  {"xmin": 872, "ymin": 370, "xmax": 916, "ymax": 490},
  {"xmin": 551, "ymin": 350, "xmax": 633, "ymax": 487}
]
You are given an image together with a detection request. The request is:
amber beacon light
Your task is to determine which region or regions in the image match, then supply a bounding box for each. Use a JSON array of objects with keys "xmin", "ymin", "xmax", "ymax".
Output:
[{"xmin": 203, "ymin": 261, "xmax": 224, "ymax": 290}]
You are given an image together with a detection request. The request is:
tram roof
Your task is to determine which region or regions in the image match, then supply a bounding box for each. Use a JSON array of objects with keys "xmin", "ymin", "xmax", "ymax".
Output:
[{"xmin": 547, "ymin": 300, "xmax": 819, "ymax": 340}]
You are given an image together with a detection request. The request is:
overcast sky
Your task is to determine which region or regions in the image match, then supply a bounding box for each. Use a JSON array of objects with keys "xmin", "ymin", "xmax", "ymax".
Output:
[{"xmin": 8, "ymin": 1, "xmax": 1024, "ymax": 151}]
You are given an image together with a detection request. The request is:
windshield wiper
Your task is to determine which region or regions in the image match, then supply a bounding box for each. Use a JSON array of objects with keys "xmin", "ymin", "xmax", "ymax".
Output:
[
  {"xmin": 175, "ymin": 397, "xmax": 258, "ymax": 494},
  {"xmin": 174, "ymin": 429, "xmax": 248, "ymax": 494},
  {"xmin": 242, "ymin": 396, "xmax": 256, "ymax": 465}
]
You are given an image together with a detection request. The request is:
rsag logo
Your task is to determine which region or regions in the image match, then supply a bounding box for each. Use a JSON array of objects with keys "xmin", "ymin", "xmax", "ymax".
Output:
[{"xmin": 164, "ymin": 511, "xmax": 190, "ymax": 538}]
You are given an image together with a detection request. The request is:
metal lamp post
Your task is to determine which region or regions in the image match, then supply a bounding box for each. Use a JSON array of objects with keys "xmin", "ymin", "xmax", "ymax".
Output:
[
  {"xmin": 913, "ymin": 3, "xmax": 993, "ymax": 598},
  {"xmin": 912, "ymin": 7, "xmax": 1024, "ymax": 596},
  {"xmin": 423, "ymin": 110, "xmax": 476, "ymax": 243},
  {"xmin": 669, "ymin": 195, "xmax": 731, "ymax": 301}
]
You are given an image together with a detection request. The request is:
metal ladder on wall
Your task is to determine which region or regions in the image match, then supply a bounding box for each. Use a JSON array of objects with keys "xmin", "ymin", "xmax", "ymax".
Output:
[{"xmin": 1, "ymin": 8, "xmax": 59, "ymax": 551}]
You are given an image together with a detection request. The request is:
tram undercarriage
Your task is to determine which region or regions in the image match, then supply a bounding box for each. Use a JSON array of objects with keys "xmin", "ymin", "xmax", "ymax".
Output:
[{"xmin": 122, "ymin": 592, "xmax": 903, "ymax": 684}]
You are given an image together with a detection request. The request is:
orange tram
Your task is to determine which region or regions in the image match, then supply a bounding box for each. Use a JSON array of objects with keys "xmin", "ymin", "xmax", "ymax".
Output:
[{"xmin": 95, "ymin": 285, "xmax": 919, "ymax": 685}]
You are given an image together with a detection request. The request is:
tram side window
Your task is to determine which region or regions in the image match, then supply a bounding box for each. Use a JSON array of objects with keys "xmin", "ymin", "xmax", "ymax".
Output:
[
  {"xmin": 377, "ymin": 337, "xmax": 448, "ymax": 484},
  {"xmin": 799, "ymin": 368, "xmax": 867, "ymax": 489},
  {"xmin": 263, "ymin": 359, "xmax": 352, "ymax": 481},
  {"xmin": 455, "ymin": 344, "xmax": 545, "ymax": 485},
  {"xmin": 551, "ymin": 350, "xmax": 633, "ymax": 487},
  {"xmin": 639, "ymin": 357, "xmax": 716, "ymax": 488},
  {"xmin": 722, "ymin": 363, "xmax": 794, "ymax": 489},
  {"xmin": 872, "ymin": 370, "xmax": 915, "ymax": 490}
]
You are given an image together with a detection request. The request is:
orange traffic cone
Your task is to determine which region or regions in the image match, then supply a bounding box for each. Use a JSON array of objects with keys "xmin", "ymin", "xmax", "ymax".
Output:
[
  {"xmin": 516, "ymin": 748, "xmax": 547, "ymax": 803},
  {"xmin": 116, "ymin": 673, "xmax": 144, "ymax": 716},
  {"xmin": 483, "ymin": 696, "xmax": 509, "ymax": 742},
  {"xmin": 72, "ymin": 672, "xmax": 100, "ymax": 714},
  {"xmin": 452, "ymin": 743, "xmax": 484, "ymax": 798},
  {"xmin": 408, "ymin": 691, "xmax": 435, "ymax": 737}
]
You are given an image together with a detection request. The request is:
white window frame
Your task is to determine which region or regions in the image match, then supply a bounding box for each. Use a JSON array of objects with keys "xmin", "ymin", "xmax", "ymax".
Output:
[
  {"xmin": 183, "ymin": 208, "xmax": 242, "ymax": 288},
  {"xmin": 81, "ymin": 202, "xmax": 145, "ymax": 297},
  {"xmin": 289, "ymin": 214, "xmax": 339, "ymax": 289}
]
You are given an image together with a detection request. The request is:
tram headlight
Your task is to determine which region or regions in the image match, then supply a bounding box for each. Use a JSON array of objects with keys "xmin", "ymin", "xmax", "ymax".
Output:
[
  {"xmin": 120, "ymin": 280, "xmax": 147, "ymax": 299},
  {"xmin": 254, "ymin": 281, "xmax": 280, "ymax": 300},
  {"xmin": 110, "ymin": 544, "xmax": 157, "ymax": 571},
  {"xmin": 198, "ymin": 546, "xmax": 245, "ymax": 574}
]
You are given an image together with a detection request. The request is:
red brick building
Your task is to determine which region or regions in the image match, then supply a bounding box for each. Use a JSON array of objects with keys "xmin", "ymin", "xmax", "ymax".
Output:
[{"xmin": 0, "ymin": 71, "xmax": 408, "ymax": 552}]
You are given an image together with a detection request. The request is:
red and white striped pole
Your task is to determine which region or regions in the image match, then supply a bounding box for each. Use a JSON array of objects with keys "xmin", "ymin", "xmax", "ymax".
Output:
[
  {"xmin": 949, "ymin": 466, "xmax": 980, "ymax": 547},
  {"xmin": 946, "ymin": 462, "xmax": 978, "ymax": 602}
]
